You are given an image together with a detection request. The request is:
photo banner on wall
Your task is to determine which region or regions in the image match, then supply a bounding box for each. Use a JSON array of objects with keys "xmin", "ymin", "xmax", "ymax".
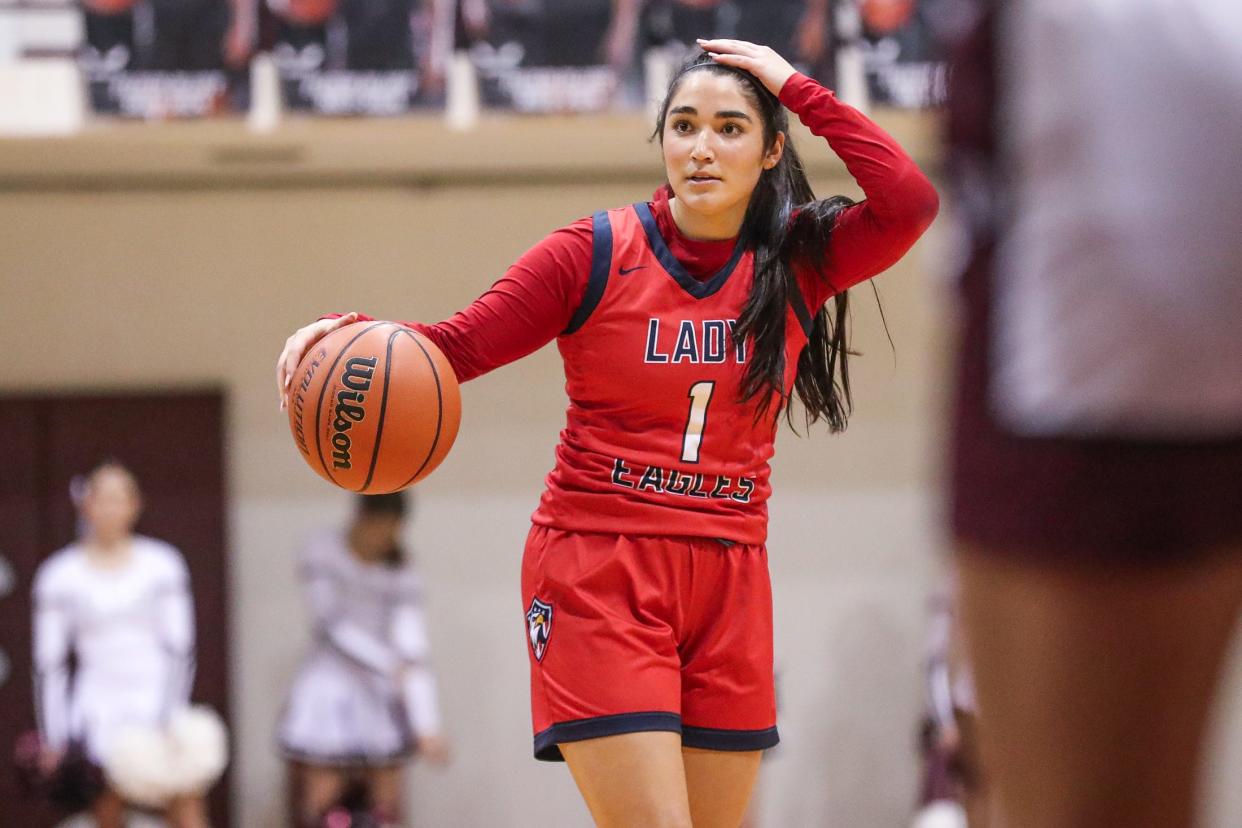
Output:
[
  {"xmin": 78, "ymin": 0, "xmax": 249, "ymax": 117},
  {"xmin": 75, "ymin": 0, "xmax": 947, "ymax": 118},
  {"xmin": 460, "ymin": 0, "xmax": 897, "ymax": 115},
  {"xmin": 858, "ymin": 0, "xmax": 946, "ymax": 108},
  {"xmin": 634, "ymin": 0, "xmax": 839, "ymax": 89},
  {"xmin": 465, "ymin": 0, "xmax": 618, "ymax": 113},
  {"xmin": 265, "ymin": 0, "xmax": 444, "ymax": 115}
]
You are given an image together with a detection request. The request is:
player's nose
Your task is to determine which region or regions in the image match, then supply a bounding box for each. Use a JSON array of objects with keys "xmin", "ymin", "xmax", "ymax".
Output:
[{"xmin": 690, "ymin": 130, "xmax": 714, "ymax": 161}]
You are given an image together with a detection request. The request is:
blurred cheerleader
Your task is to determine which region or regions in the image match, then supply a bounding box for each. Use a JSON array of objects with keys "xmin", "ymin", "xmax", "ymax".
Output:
[
  {"xmin": 32, "ymin": 461, "xmax": 224, "ymax": 828},
  {"xmin": 278, "ymin": 493, "xmax": 448, "ymax": 828},
  {"xmin": 912, "ymin": 570, "xmax": 986, "ymax": 828}
]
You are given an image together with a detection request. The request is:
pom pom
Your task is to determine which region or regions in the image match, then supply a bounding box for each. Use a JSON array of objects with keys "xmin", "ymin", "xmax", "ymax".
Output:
[
  {"xmin": 104, "ymin": 722, "xmax": 176, "ymax": 807},
  {"xmin": 165, "ymin": 706, "xmax": 229, "ymax": 795},
  {"xmin": 103, "ymin": 706, "xmax": 228, "ymax": 807},
  {"xmin": 912, "ymin": 800, "xmax": 968, "ymax": 828}
]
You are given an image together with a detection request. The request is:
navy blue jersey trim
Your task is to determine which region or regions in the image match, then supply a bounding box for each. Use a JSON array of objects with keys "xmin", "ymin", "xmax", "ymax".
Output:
[
  {"xmin": 681, "ymin": 725, "xmax": 780, "ymax": 752},
  {"xmin": 789, "ymin": 283, "xmax": 814, "ymax": 338},
  {"xmin": 563, "ymin": 211, "xmax": 614, "ymax": 335},
  {"xmin": 633, "ymin": 202, "xmax": 745, "ymax": 300},
  {"xmin": 533, "ymin": 711, "xmax": 682, "ymax": 762}
]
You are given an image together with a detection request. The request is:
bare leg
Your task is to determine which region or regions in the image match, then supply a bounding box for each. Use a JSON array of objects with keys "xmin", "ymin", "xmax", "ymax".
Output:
[
  {"xmin": 365, "ymin": 764, "xmax": 404, "ymax": 826},
  {"xmin": 92, "ymin": 787, "xmax": 127, "ymax": 828},
  {"xmin": 683, "ymin": 747, "xmax": 762, "ymax": 828},
  {"xmin": 299, "ymin": 764, "xmax": 350, "ymax": 827},
  {"xmin": 560, "ymin": 731, "xmax": 692, "ymax": 828},
  {"xmin": 166, "ymin": 793, "xmax": 211, "ymax": 828},
  {"xmin": 957, "ymin": 543, "xmax": 1242, "ymax": 828}
]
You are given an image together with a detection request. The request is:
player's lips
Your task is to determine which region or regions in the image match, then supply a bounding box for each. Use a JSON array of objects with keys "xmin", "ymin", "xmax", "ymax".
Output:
[{"xmin": 686, "ymin": 173, "xmax": 722, "ymax": 185}]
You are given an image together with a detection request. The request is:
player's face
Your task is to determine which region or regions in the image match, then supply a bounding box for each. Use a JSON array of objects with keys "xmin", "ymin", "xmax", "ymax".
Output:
[
  {"xmin": 81, "ymin": 468, "xmax": 142, "ymax": 545},
  {"xmin": 661, "ymin": 71, "xmax": 783, "ymax": 236},
  {"xmin": 352, "ymin": 513, "xmax": 401, "ymax": 562}
]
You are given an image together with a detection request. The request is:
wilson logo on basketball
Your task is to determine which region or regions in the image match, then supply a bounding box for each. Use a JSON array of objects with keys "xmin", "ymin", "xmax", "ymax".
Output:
[{"xmin": 330, "ymin": 356, "xmax": 378, "ymax": 470}]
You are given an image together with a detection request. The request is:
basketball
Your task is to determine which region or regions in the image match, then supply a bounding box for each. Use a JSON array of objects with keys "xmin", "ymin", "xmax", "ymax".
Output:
[{"xmin": 286, "ymin": 321, "xmax": 461, "ymax": 493}]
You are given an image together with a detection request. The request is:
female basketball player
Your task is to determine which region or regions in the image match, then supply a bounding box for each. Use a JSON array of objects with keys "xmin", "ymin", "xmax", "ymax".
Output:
[
  {"xmin": 278, "ymin": 492, "xmax": 448, "ymax": 828},
  {"xmin": 31, "ymin": 463, "xmax": 210, "ymax": 828},
  {"xmin": 278, "ymin": 39, "xmax": 937, "ymax": 826}
]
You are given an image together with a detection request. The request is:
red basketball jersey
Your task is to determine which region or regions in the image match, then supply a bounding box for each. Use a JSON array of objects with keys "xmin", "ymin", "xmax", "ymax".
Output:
[{"xmin": 530, "ymin": 204, "xmax": 815, "ymax": 544}]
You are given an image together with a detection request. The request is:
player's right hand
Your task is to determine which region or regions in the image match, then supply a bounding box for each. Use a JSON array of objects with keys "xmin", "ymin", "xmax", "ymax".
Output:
[
  {"xmin": 38, "ymin": 748, "xmax": 63, "ymax": 777},
  {"xmin": 417, "ymin": 733, "xmax": 451, "ymax": 767},
  {"xmin": 277, "ymin": 312, "xmax": 359, "ymax": 410}
]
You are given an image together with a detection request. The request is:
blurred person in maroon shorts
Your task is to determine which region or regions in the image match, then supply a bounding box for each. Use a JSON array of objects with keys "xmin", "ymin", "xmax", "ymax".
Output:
[{"xmin": 943, "ymin": 2, "xmax": 1242, "ymax": 827}]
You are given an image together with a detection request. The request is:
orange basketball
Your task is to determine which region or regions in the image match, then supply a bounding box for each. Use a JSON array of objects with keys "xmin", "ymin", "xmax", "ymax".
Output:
[{"xmin": 287, "ymin": 321, "xmax": 461, "ymax": 493}]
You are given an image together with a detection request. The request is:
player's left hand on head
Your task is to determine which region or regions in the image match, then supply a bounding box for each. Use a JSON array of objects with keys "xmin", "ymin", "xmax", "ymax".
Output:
[{"xmin": 696, "ymin": 38, "xmax": 798, "ymax": 98}]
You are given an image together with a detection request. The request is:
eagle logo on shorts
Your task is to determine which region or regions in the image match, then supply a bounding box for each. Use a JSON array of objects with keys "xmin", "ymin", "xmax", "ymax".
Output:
[{"xmin": 526, "ymin": 597, "xmax": 553, "ymax": 662}]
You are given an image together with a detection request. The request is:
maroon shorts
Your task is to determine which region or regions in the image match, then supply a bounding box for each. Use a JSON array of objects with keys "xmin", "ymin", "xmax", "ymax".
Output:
[
  {"xmin": 949, "ymin": 240, "xmax": 1242, "ymax": 562},
  {"xmin": 521, "ymin": 525, "xmax": 779, "ymax": 761},
  {"xmin": 946, "ymin": 8, "xmax": 1242, "ymax": 563}
]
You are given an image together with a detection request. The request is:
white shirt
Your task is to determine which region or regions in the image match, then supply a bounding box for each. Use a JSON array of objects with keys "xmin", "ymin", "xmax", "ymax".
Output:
[
  {"xmin": 32, "ymin": 536, "xmax": 195, "ymax": 760},
  {"xmin": 992, "ymin": 0, "xmax": 1242, "ymax": 437}
]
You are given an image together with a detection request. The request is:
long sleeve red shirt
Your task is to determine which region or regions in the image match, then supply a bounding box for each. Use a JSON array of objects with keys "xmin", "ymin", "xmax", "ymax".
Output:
[{"xmin": 338, "ymin": 72, "xmax": 938, "ymax": 382}]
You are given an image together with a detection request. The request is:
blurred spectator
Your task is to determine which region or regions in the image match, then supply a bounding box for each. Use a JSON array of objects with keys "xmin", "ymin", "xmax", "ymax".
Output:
[
  {"xmin": 30, "ymin": 462, "xmax": 221, "ymax": 828},
  {"xmin": 944, "ymin": 1, "xmax": 1242, "ymax": 827},
  {"xmin": 278, "ymin": 493, "xmax": 448, "ymax": 828},
  {"xmin": 912, "ymin": 570, "xmax": 987, "ymax": 828}
]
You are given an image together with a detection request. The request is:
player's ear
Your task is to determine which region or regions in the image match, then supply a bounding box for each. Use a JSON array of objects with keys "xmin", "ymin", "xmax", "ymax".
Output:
[{"xmin": 763, "ymin": 132, "xmax": 785, "ymax": 170}]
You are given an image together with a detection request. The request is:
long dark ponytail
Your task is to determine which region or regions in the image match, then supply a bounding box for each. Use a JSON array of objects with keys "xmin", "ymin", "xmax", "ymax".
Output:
[{"xmin": 653, "ymin": 52, "xmax": 859, "ymax": 433}]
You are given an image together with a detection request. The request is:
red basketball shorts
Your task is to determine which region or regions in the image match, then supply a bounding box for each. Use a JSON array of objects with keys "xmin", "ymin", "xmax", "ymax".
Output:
[{"xmin": 521, "ymin": 524, "xmax": 779, "ymax": 761}]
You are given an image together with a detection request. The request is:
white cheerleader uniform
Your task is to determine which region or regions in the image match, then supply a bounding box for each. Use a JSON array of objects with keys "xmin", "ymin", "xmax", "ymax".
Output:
[
  {"xmin": 277, "ymin": 531, "xmax": 441, "ymax": 766},
  {"xmin": 32, "ymin": 536, "xmax": 196, "ymax": 765}
]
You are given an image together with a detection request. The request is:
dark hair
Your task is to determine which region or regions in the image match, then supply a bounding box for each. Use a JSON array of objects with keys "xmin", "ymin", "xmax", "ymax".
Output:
[
  {"xmin": 653, "ymin": 51, "xmax": 863, "ymax": 432},
  {"xmin": 82, "ymin": 459, "xmax": 141, "ymax": 498},
  {"xmin": 355, "ymin": 492, "xmax": 409, "ymax": 566},
  {"xmin": 355, "ymin": 492, "xmax": 409, "ymax": 519}
]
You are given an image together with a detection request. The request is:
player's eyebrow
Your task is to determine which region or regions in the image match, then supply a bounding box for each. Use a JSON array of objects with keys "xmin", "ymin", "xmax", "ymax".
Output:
[{"xmin": 669, "ymin": 106, "xmax": 753, "ymax": 122}]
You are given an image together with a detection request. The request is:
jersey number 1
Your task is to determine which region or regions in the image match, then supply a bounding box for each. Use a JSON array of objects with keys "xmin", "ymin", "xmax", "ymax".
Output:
[{"xmin": 680, "ymin": 381, "xmax": 716, "ymax": 463}]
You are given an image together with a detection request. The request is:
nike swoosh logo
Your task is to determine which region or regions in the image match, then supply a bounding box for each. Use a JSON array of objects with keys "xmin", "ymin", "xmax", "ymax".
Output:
[{"xmin": 619, "ymin": 265, "xmax": 646, "ymax": 275}]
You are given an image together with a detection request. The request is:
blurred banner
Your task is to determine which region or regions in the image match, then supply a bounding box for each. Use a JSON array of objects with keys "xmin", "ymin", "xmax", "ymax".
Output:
[
  {"xmin": 265, "ymin": 0, "xmax": 446, "ymax": 114},
  {"xmin": 465, "ymin": 0, "xmax": 616, "ymax": 112},
  {"xmin": 858, "ymin": 0, "xmax": 946, "ymax": 108},
  {"xmin": 463, "ymin": 0, "xmax": 944, "ymax": 114},
  {"xmin": 68, "ymin": 0, "xmax": 946, "ymax": 117},
  {"xmin": 78, "ymin": 0, "xmax": 248, "ymax": 117},
  {"xmin": 464, "ymin": 0, "xmax": 839, "ymax": 113}
]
